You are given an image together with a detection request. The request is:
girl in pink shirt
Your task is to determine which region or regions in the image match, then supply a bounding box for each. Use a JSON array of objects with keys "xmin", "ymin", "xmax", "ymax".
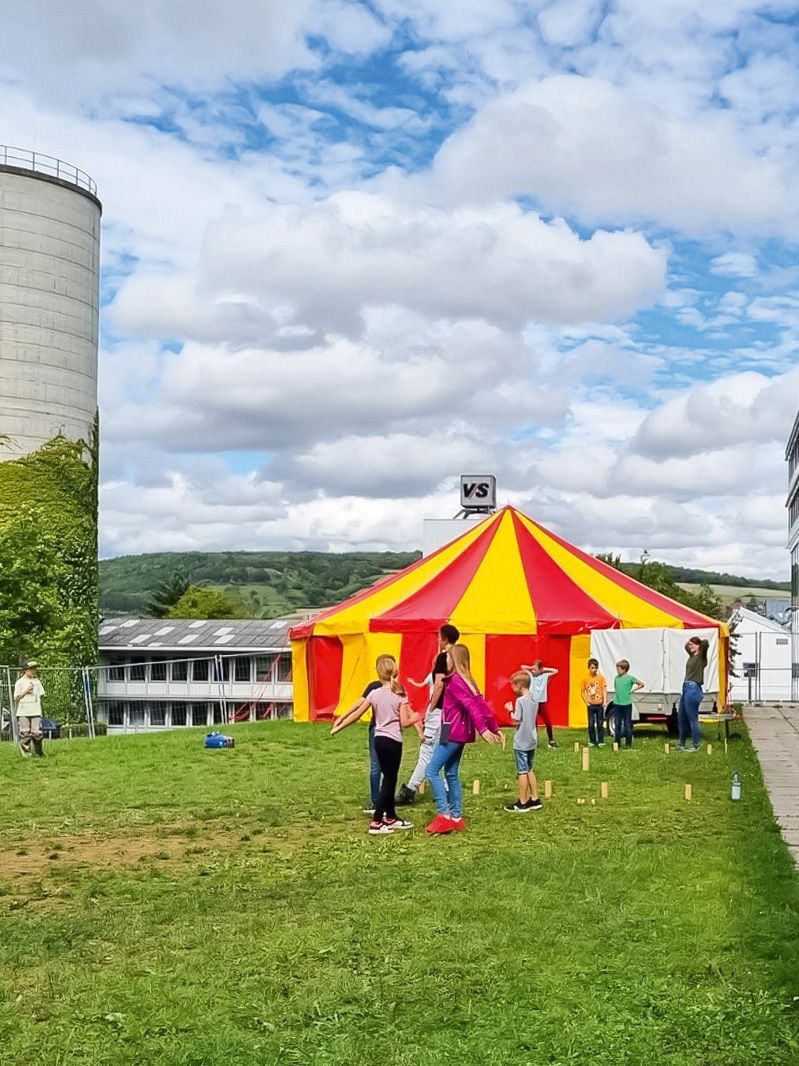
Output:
[{"xmin": 331, "ymin": 655, "xmax": 420, "ymax": 834}]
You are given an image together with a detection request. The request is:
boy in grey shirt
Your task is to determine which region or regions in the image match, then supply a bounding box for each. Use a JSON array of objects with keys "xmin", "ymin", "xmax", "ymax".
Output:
[{"xmin": 503, "ymin": 671, "xmax": 543, "ymax": 813}]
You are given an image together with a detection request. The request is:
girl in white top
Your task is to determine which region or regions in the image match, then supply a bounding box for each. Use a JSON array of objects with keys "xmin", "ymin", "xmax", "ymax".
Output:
[{"xmin": 331, "ymin": 655, "xmax": 420, "ymax": 834}]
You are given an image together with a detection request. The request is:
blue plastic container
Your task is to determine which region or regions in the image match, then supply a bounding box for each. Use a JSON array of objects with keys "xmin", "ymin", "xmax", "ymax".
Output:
[{"xmin": 204, "ymin": 732, "xmax": 235, "ymax": 749}]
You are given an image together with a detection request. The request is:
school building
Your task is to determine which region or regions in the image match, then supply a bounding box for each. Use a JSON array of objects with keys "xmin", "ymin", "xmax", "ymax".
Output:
[{"xmin": 97, "ymin": 616, "xmax": 299, "ymax": 733}]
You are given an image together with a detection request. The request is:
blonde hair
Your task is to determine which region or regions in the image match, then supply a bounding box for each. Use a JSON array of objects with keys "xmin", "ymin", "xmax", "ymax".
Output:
[
  {"xmin": 449, "ymin": 644, "xmax": 477, "ymax": 691},
  {"xmin": 375, "ymin": 655, "xmax": 397, "ymax": 682},
  {"xmin": 510, "ymin": 670, "xmax": 530, "ymax": 690}
]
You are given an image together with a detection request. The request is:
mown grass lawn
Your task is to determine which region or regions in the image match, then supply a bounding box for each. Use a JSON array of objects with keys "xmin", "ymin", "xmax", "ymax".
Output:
[{"xmin": 0, "ymin": 721, "xmax": 798, "ymax": 1065}]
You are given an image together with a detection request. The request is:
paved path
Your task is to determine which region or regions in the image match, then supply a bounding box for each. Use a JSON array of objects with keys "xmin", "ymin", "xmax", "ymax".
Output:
[{"xmin": 746, "ymin": 703, "xmax": 799, "ymax": 866}]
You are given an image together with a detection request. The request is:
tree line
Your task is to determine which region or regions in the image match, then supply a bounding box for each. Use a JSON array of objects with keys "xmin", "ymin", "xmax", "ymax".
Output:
[{"xmin": 98, "ymin": 548, "xmax": 782, "ymax": 621}]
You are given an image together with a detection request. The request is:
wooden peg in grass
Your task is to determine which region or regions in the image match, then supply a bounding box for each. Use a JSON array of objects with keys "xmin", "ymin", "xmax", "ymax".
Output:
[
  {"xmin": 707, "ymin": 743, "xmax": 712, "ymax": 755},
  {"xmin": 573, "ymin": 741, "xmax": 580, "ymax": 753},
  {"xmin": 684, "ymin": 783, "xmax": 692, "ymax": 801},
  {"xmin": 724, "ymin": 738, "xmax": 728, "ymax": 755},
  {"xmin": 472, "ymin": 779, "xmax": 480, "ymax": 795},
  {"xmin": 581, "ymin": 747, "xmax": 590, "ymax": 772},
  {"xmin": 600, "ymin": 781, "xmax": 609, "ymax": 799},
  {"xmin": 664, "ymin": 742, "xmax": 670, "ymax": 754},
  {"xmin": 418, "ymin": 780, "xmax": 425, "ymax": 796},
  {"xmin": 613, "ymin": 741, "xmax": 619, "ymax": 752},
  {"xmin": 577, "ymin": 798, "xmax": 586, "ymax": 805},
  {"xmin": 544, "ymin": 779, "xmax": 553, "ymax": 799}
]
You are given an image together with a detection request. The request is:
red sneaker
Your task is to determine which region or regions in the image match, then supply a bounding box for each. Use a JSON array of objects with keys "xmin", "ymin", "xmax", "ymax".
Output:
[
  {"xmin": 426, "ymin": 814, "xmax": 454, "ymax": 834},
  {"xmin": 450, "ymin": 817, "xmax": 466, "ymax": 832}
]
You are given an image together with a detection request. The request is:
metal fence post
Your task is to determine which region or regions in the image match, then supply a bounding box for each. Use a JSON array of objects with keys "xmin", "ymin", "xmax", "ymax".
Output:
[{"xmin": 4, "ymin": 667, "xmax": 19, "ymax": 746}]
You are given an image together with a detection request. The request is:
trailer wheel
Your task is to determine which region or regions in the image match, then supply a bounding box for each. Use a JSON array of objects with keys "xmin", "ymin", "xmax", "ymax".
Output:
[{"xmin": 605, "ymin": 708, "xmax": 618, "ymax": 740}]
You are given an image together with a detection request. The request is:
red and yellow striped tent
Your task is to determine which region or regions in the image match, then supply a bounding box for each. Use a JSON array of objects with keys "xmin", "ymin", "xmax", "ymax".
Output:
[{"xmin": 290, "ymin": 505, "xmax": 727, "ymax": 726}]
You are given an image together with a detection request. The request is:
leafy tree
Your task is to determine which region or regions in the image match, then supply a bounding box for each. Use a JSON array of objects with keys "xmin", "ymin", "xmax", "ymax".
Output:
[
  {"xmin": 146, "ymin": 573, "xmax": 190, "ymax": 617},
  {"xmin": 597, "ymin": 553, "xmax": 725, "ymax": 621},
  {"xmin": 167, "ymin": 586, "xmax": 239, "ymax": 620},
  {"xmin": 0, "ymin": 434, "xmax": 98, "ymax": 722},
  {"xmin": 0, "ymin": 507, "xmax": 66, "ymax": 665}
]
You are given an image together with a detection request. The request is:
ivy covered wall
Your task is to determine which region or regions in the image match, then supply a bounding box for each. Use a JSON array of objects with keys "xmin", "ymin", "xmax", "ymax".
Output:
[{"xmin": 0, "ymin": 426, "xmax": 98, "ymax": 721}]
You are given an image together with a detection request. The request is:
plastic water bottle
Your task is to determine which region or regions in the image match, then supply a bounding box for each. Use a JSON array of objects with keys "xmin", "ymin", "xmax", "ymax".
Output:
[{"xmin": 731, "ymin": 771, "xmax": 741, "ymax": 801}]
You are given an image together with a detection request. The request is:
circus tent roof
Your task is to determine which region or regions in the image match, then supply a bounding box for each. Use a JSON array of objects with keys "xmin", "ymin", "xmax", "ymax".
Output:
[{"xmin": 290, "ymin": 506, "xmax": 724, "ymax": 640}]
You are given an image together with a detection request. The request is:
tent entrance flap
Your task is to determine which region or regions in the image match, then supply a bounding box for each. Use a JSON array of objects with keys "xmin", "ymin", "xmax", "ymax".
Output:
[
  {"xmin": 484, "ymin": 634, "xmax": 571, "ymax": 726},
  {"xmin": 308, "ymin": 636, "xmax": 344, "ymax": 720}
]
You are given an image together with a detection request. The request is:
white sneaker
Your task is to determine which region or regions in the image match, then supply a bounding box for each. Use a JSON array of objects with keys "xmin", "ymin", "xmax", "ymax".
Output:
[
  {"xmin": 368, "ymin": 821, "xmax": 393, "ymax": 835},
  {"xmin": 384, "ymin": 818, "xmax": 413, "ymax": 830}
]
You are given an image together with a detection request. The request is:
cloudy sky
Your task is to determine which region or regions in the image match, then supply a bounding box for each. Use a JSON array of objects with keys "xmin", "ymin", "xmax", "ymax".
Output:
[{"xmin": 2, "ymin": 1, "xmax": 798, "ymax": 576}]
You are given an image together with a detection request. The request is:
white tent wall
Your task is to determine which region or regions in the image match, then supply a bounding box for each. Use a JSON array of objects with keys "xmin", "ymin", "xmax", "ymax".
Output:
[{"xmin": 590, "ymin": 628, "xmax": 720, "ymax": 700}]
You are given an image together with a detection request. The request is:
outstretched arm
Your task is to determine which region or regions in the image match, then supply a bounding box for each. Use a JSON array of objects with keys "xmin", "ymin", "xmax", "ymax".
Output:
[
  {"xmin": 330, "ymin": 698, "xmax": 370, "ymax": 735},
  {"xmin": 406, "ymin": 677, "xmax": 428, "ymax": 689}
]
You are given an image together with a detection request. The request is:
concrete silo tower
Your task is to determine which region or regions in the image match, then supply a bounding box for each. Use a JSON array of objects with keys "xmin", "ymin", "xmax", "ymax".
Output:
[
  {"xmin": 0, "ymin": 147, "xmax": 102, "ymax": 696},
  {"xmin": 0, "ymin": 146, "xmax": 101, "ymax": 457}
]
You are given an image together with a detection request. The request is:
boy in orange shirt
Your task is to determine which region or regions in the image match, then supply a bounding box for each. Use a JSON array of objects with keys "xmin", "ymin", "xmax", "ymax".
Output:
[{"xmin": 581, "ymin": 658, "xmax": 607, "ymax": 747}]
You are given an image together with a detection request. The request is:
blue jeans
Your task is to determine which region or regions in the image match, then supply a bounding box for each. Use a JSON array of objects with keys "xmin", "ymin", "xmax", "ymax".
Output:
[
  {"xmin": 368, "ymin": 722, "xmax": 381, "ymax": 806},
  {"xmin": 614, "ymin": 704, "xmax": 633, "ymax": 747},
  {"xmin": 587, "ymin": 704, "xmax": 604, "ymax": 745},
  {"xmin": 426, "ymin": 741, "xmax": 465, "ymax": 817},
  {"xmin": 678, "ymin": 682, "xmax": 703, "ymax": 748}
]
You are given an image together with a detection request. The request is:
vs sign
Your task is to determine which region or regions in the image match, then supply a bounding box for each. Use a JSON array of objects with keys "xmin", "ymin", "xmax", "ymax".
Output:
[{"xmin": 460, "ymin": 474, "xmax": 497, "ymax": 510}]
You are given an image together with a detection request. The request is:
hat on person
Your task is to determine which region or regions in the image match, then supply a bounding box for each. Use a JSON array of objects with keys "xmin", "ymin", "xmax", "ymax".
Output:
[{"xmin": 22, "ymin": 660, "xmax": 39, "ymax": 669}]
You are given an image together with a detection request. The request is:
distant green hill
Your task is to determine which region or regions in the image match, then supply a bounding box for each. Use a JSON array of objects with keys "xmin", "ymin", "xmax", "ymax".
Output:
[
  {"xmin": 100, "ymin": 549, "xmax": 790, "ymax": 620},
  {"xmin": 99, "ymin": 550, "xmax": 421, "ymax": 617}
]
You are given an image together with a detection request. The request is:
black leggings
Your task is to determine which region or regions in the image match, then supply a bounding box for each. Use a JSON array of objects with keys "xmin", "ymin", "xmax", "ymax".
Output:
[{"xmin": 373, "ymin": 736, "xmax": 403, "ymax": 822}]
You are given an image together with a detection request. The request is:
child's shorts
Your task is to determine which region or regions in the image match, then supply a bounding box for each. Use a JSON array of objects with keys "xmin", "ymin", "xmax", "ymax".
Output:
[{"xmin": 514, "ymin": 748, "xmax": 535, "ymax": 774}]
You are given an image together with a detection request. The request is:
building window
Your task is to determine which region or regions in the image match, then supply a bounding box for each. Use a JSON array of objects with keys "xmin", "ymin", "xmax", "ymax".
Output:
[
  {"xmin": 275, "ymin": 654, "xmax": 292, "ymax": 682},
  {"xmin": 232, "ymin": 657, "xmax": 251, "ymax": 683},
  {"xmin": 150, "ymin": 701, "xmax": 167, "ymax": 726},
  {"xmin": 171, "ymin": 703, "xmax": 187, "ymax": 727},
  {"xmin": 150, "ymin": 660, "xmax": 167, "ymax": 682},
  {"xmin": 171, "ymin": 660, "xmax": 189, "ymax": 682},
  {"xmin": 129, "ymin": 662, "xmax": 146, "ymax": 682},
  {"xmin": 213, "ymin": 703, "xmax": 224, "ymax": 723},
  {"xmin": 106, "ymin": 702, "xmax": 125, "ymax": 726},
  {"xmin": 792, "ymin": 664, "xmax": 799, "ymax": 680},
  {"xmin": 108, "ymin": 658, "xmax": 125, "ymax": 682},
  {"xmin": 255, "ymin": 655, "xmax": 274, "ymax": 681},
  {"xmin": 742, "ymin": 662, "xmax": 759, "ymax": 678},
  {"xmin": 129, "ymin": 703, "xmax": 145, "ymax": 725},
  {"xmin": 192, "ymin": 658, "xmax": 210, "ymax": 682}
]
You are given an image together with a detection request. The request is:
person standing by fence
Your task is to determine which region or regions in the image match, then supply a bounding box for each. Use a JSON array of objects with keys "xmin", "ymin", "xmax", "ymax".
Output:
[{"xmin": 14, "ymin": 660, "xmax": 46, "ymax": 758}]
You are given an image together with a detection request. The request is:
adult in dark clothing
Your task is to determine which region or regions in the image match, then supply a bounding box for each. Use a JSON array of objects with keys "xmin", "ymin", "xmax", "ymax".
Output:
[
  {"xmin": 396, "ymin": 623, "xmax": 460, "ymax": 805},
  {"xmin": 678, "ymin": 636, "xmax": 709, "ymax": 752}
]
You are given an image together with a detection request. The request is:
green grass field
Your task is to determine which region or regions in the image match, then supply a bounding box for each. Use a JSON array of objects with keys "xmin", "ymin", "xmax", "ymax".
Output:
[{"xmin": 1, "ymin": 722, "xmax": 798, "ymax": 1065}]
